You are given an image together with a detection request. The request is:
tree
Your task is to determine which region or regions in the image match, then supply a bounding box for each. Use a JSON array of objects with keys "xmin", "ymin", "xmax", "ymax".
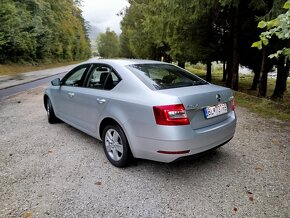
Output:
[
  {"xmin": 252, "ymin": 0, "xmax": 290, "ymax": 99},
  {"xmin": 121, "ymin": 0, "xmax": 224, "ymax": 80},
  {"xmin": 119, "ymin": 29, "xmax": 133, "ymax": 58},
  {"xmin": 120, "ymin": 0, "xmax": 288, "ymax": 95},
  {"xmin": 97, "ymin": 28, "xmax": 120, "ymax": 58},
  {"xmin": 0, "ymin": 0, "xmax": 91, "ymax": 63},
  {"xmin": 120, "ymin": 0, "xmax": 161, "ymax": 60},
  {"xmin": 124, "ymin": 0, "xmax": 266, "ymax": 87},
  {"xmin": 252, "ymin": 0, "xmax": 290, "ymax": 59},
  {"xmin": 0, "ymin": 1, "xmax": 36, "ymax": 62}
]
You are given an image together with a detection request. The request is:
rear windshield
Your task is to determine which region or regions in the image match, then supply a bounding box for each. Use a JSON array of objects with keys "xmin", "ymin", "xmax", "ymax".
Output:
[{"xmin": 127, "ymin": 63, "xmax": 208, "ymax": 90}]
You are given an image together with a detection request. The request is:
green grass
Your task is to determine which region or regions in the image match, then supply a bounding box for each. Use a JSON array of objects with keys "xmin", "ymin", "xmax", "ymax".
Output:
[
  {"xmin": 234, "ymin": 92, "xmax": 290, "ymax": 122},
  {"xmin": 0, "ymin": 60, "xmax": 82, "ymax": 76},
  {"xmin": 187, "ymin": 65, "xmax": 290, "ymax": 124}
]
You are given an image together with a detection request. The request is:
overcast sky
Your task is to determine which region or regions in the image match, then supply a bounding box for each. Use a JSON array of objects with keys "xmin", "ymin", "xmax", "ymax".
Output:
[{"xmin": 81, "ymin": 0, "xmax": 129, "ymax": 35}]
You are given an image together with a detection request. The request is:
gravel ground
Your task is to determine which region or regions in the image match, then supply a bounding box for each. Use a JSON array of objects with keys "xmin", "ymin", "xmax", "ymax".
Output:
[{"xmin": 0, "ymin": 86, "xmax": 289, "ymax": 218}]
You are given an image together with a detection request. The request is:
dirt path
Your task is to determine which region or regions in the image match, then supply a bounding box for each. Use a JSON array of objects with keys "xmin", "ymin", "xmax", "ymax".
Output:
[{"xmin": 0, "ymin": 86, "xmax": 289, "ymax": 217}]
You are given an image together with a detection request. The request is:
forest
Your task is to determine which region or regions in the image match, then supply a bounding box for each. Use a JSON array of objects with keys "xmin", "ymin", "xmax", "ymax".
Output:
[
  {"xmin": 1, "ymin": 0, "xmax": 289, "ymax": 100},
  {"xmin": 97, "ymin": 0, "xmax": 289, "ymax": 100},
  {"xmin": 0, "ymin": 0, "xmax": 91, "ymax": 64}
]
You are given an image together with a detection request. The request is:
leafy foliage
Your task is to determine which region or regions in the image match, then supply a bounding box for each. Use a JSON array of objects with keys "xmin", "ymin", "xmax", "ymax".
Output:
[
  {"xmin": 120, "ymin": 0, "xmax": 288, "ymax": 96},
  {"xmin": 0, "ymin": 0, "xmax": 91, "ymax": 63},
  {"xmin": 252, "ymin": 0, "xmax": 290, "ymax": 59},
  {"xmin": 120, "ymin": 0, "xmax": 222, "ymax": 63},
  {"xmin": 120, "ymin": 0, "xmax": 159, "ymax": 59},
  {"xmin": 97, "ymin": 28, "xmax": 120, "ymax": 58}
]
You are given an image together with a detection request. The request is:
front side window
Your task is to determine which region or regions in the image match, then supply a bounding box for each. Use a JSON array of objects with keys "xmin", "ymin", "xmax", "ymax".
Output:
[
  {"xmin": 62, "ymin": 65, "xmax": 89, "ymax": 87},
  {"xmin": 87, "ymin": 65, "xmax": 121, "ymax": 90},
  {"xmin": 127, "ymin": 64, "xmax": 208, "ymax": 90}
]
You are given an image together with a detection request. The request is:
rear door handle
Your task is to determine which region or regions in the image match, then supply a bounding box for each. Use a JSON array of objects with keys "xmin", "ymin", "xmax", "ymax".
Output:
[
  {"xmin": 97, "ymin": 98, "xmax": 106, "ymax": 104},
  {"xmin": 68, "ymin": 92, "xmax": 75, "ymax": 97}
]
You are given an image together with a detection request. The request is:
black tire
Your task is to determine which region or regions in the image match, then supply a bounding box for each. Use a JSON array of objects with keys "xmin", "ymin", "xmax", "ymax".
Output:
[
  {"xmin": 102, "ymin": 125, "xmax": 132, "ymax": 167},
  {"xmin": 46, "ymin": 98, "xmax": 58, "ymax": 124}
]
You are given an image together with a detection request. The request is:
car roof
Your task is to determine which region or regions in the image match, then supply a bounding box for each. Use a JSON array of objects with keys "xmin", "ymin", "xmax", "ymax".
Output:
[{"xmin": 81, "ymin": 58, "xmax": 165, "ymax": 66}]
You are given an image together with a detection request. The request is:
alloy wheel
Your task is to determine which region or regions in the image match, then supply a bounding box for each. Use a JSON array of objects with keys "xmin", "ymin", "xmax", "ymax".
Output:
[{"xmin": 105, "ymin": 129, "xmax": 124, "ymax": 161}]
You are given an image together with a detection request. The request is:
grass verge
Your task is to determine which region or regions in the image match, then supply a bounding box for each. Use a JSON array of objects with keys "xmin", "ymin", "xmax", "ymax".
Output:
[
  {"xmin": 187, "ymin": 65, "xmax": 290, "ymax": 124},
  {"xmin": 234, "ymin": 92, "xmax": 290, "ymax": 123}
]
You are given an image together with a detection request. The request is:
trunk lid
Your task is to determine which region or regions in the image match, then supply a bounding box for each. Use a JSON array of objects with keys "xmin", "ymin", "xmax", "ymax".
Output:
[{"xmin": 157, "ymin": 84, "xmax": 234, "ymax": 129}]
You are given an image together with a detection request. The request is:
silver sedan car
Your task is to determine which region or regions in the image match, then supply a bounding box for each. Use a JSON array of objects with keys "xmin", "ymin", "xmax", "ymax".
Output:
[{"xmin": 44, "ymin": 59, "xmax": 236, "ymax": 167}]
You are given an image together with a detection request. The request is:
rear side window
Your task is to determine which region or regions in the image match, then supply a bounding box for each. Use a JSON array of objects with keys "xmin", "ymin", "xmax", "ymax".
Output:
[
  {"xmin": 86, "ymin": 65, "xmax": 121, "ymax": 90},
  {"xmin": 127, "ymin": 64, "xmax": 208, "ymax": 90}
]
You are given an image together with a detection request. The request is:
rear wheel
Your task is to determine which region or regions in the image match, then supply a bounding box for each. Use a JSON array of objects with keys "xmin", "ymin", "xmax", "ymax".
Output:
[
  {"xmin": 102, "ymin": 125, "xmax": 132, "ymax": 167},
  {"xmin": 46, "ymin": 98, "xmax": 58, "ymax": 124}
]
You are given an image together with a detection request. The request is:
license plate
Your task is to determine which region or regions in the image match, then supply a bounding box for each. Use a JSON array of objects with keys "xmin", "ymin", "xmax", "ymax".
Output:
[{"xmin": 203, "ymin": 103, "xmax": 228, "ymax": 119}]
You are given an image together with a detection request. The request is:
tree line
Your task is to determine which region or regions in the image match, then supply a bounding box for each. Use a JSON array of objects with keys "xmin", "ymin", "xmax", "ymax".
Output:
[
  {"xmin": 98, "ymin": 0, "xmax": 289, "ymax": 100},
  {"xmin": 0, "ymin": 0, "xmax": 91, "ymax": 64}
]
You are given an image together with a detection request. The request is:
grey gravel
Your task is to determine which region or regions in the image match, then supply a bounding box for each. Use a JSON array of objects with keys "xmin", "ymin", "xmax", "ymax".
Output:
[{"xmin": 0, "ymin": 86, "xmax": 289, "ymax": 218}]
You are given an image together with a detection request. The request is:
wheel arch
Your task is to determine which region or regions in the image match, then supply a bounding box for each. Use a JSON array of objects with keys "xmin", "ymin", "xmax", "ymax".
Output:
[
  {"xmin": 99, "ymin": 117, "xmax": 135, "ymax": 157},
  {"xmin": 99, "ymin": 117, "xmax": 121, "ymax": 139}
]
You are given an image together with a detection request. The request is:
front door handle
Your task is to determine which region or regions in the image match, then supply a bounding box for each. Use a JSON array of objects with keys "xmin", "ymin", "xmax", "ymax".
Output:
[
  {"xmin": 68, "ymin": 92, "xmax": 75, "ymax": 97},
  {"xmin": 97, "ymin": 98, "xmax": 106, "ymax": 104}
]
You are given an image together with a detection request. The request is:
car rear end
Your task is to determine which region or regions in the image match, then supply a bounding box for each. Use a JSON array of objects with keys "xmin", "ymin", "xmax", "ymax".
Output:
[{"xmin": 125, "ymin": 62, "xmax": 236, "ymax": 163}]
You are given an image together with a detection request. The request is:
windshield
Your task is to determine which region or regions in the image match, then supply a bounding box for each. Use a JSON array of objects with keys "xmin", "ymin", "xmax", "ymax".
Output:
[{"xmin": 127, "ymin": 63, "xmax": 208, "ymax": 90}]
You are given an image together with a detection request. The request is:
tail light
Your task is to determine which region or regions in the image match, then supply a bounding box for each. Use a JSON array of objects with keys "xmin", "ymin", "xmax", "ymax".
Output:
[
  {"xmin": 231, "ymin": 96, "xmax": 235, "ymax": 111},
  {"xmin": 153, "ymin": 104, "xmax": 190, "ymax": 125}
]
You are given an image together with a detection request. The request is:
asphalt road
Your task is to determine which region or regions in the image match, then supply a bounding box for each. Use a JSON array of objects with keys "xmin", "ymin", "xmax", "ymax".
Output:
[
  {"xmin": 0, "ymin": 86, "xmax": 289, "ymax": 217},
  {"xmin": 0, "ymin": 73, "xmax": 66, "ymax": 100}
]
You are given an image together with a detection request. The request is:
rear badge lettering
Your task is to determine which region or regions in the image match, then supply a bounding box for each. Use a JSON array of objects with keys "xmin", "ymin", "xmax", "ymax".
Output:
[{"xmin": 187, "ymin": 104, "xmax": 200, "ymax": 110}]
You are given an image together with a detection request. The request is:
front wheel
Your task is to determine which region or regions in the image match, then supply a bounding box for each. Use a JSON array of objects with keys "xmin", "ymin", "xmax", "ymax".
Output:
[
  {"xmin": 46, "ymin": 98, "xmax": 58, "ymax": 124},
  {"xmin": 102, "ymin": 125, "xmax": 132, "ymax": 167}
]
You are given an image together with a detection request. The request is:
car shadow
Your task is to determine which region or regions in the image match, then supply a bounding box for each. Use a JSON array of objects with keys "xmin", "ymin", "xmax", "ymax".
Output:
[
  {"xmin": 58, "ymin": 122, "xmax": 239, "ymax": 182},
  {"xmin": 124, "ymin": 146, "xmax": 240, "ymax": 184},
  {"xmin": 133, "ymin": 148, "xmax": 227, "ymax": 168}
]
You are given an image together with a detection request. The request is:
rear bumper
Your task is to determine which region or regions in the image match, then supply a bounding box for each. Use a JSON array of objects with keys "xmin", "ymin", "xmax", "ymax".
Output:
[
  {"xmin": 173, "ymin": 137, "xmax": 233, "ymax": 162},
  {"xmin": 129, "ymin": 115, "xmax": 236, "ymax": 163}
]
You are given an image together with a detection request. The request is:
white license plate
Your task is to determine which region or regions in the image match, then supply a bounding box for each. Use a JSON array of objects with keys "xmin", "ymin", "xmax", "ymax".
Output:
[{"xmin": 204, "ymin": 103, "xmax": 228, "ymax": 119}]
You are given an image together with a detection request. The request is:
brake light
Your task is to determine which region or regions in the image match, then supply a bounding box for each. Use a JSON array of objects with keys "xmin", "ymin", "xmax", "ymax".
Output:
[
  {"xmin": 153, "ymin": 104, "xmax": 190, "ymax": 125},
  {"xmin": 231, "ymin": 97, "xmax": 235, "ymax": 111}
]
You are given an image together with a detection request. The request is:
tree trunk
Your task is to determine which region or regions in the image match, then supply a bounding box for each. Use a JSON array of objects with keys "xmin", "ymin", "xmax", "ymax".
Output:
[
  {"xmin": 222, "ymin": 61, "xmax": 227, "ymax": 82},
  {"xmin": 206, "ymin": 60, "xmax": 212, "ymax": 82},
  {"xmin": 271, "ymin": 57, "xmax": 289, "ymax": 100},
  {"xmin": 178, "ymin": 62, "xmax": 185, "ymax": 69},
  {"xmin": 250, "ymin": 68, "xmax": 260, "ymax": 90},
  {"xmin": 231, "ymin": 6, "xmax": 240, "ymax": 91},
  {"xmin": 226, "ymin": 57, "xmax": 233, "ymax": 88},
  {"xmin": 226, "ymin": 5, "xmax": 240, "ymax": 90},
  {"xmin": 258, "ymin": 49, "xmax": 268, "ymax": 97}
]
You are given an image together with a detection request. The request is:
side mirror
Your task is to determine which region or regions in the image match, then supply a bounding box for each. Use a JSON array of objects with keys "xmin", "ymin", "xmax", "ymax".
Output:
[{"xmin": 51, "ymin": 78, "xmax": 61, "ymax": 86}]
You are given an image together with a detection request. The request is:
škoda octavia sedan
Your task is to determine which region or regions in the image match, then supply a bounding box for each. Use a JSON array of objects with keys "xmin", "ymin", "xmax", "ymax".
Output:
[{"xmin": 44, "ymin": 59, "xmax": 236, "ymax": 167}]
